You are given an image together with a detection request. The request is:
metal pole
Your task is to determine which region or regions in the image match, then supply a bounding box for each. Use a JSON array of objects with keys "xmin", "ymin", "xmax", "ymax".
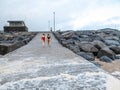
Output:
[{"xmin": 53, "ymin": 12, "xmax": 55, "ymax": 31}]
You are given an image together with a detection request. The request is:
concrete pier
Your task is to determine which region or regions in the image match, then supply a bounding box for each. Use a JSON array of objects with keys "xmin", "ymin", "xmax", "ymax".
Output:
[{"xmin": 0, "ymin": 33, "xmax": 120, "ymax": 90}]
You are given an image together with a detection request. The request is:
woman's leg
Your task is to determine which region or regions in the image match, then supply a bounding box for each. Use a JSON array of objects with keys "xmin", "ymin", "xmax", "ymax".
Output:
[
  {"xmin": 48, "ymin": 39, "xmax": 51, "ymax": 46},
  {"xmin": 42, "ymin": 40, "xmax": 45, "ymax": 47}
]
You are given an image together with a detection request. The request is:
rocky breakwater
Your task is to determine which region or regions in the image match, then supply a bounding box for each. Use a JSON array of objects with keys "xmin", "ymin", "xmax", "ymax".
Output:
[
  {"xmin": 53, "ymin": 28, "xmax": 120, "ymax": 66},
  {"xmin": 0, "ymin": 32, "xmax": 37, "ymax": 55}
]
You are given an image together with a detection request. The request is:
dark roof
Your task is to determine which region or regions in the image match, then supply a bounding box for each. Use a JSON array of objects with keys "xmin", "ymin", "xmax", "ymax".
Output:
[{"xmin": 7, "ymin": 21, "xmax": 24, "ymax": 23}]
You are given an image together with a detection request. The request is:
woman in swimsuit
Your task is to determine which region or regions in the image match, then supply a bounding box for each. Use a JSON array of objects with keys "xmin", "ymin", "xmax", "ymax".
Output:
[{"xmin": 41, "ymin": 34, "xmax": 46, "ymax": 47}]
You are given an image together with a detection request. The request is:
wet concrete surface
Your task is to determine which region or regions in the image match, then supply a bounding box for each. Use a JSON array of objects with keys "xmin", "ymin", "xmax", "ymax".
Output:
[{"xmin": 0, "ymin": 33, "xmax": 120, "ymax": 90}]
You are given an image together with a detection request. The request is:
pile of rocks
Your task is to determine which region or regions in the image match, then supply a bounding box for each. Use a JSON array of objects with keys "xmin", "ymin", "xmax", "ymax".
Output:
[
  {"xmin": 0, "ymin": 32, "xmax": 37, "ymax": 55},
  {"xmin": 54, "ymin": 28, "xmax": 120, "ymax": 65}
]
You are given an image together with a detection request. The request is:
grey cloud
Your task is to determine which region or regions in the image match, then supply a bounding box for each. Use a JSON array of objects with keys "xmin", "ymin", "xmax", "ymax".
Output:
[{"xmin": 0, "ymin": 0, "xmax": 120, "ymax": 31}]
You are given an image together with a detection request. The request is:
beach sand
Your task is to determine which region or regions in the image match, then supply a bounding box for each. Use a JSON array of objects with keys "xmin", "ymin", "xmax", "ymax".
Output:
[
  {"xmin": 96, "ymin": 58, "xmax": 120, "ymax": 72},
  {"xmin": 95, "ymin": 57, "xmax": 120, "ymax": 79}
]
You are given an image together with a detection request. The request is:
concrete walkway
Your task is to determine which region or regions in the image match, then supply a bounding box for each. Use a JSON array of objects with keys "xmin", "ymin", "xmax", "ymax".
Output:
[{"xmin": 0, "ymin": 33, "xmax": 120, "ymax": 90}]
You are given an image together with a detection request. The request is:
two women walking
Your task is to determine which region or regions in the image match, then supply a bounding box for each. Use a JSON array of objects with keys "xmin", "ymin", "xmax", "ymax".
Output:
[{"xmin": 41, "ymin": 33, "xmax": 51, "ymax": 47}]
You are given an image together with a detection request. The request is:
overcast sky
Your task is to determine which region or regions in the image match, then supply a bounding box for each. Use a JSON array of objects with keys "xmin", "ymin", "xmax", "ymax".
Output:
[{"xmin": 0, "ymin": 0, "xmax": 120, "ymax": 31}]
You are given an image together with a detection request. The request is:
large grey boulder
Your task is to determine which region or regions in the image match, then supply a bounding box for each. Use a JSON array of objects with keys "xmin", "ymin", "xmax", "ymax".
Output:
[
  {"xmin": 61, "ymin": 39, "xmax": 74, "ymax": 46},
  {"xmin": 78, "ymin": 52, "xmax": 95, "ymax": 61},
  {"xmin": 79, "ymin": 35, "xmax": 89, "ymax": 38},
  {"xmin": 0, "ymin": 44, "xmax": 9, "ymax": 55},
  {"xmin": 105, "ymin": 36, "xmax": 119, "ymax": 41},
  {"xmin": 71, "ymin": 35, "xmax": 80, "ymax": 41},
  {"xmin": 92, "ymin": 40, "xmax": 106, "ymax": 50},
  {"xmin": 97, "ymin": 47, "xmax": 116, "ymax": 60},
  {"xmin": 53, "ymin": 32, "xmax": 64, "ymax": 43},
  {"xmin": 61, "ymin": 31, "xmax": 74, "ymax": 39},
  {"xmin": 115, "ymin": 55, "xmax": 120, "ymax": 59},
  {"xmin": 23, "ymin": 38, "xmax": 31, "ymax": 44},
  {"xmin": 67, "ymin": 45, "xmax": 80, "ymax": 53},
  {"xmin": 78, "ymin": 33, "xmax": 103, "ymax": 42},
  {"xmin": 79, "ymin": 42, "xmax": 98, "ymax": 53},
  {"xmin": 0, "ymin": 41, "xmax": 25, "ymax": 55},
  {"xmin": 100, "ymin": 56, "xmax": 112, "ymax": 63},
  {"xmin": 109, "ymin": 45, "xmax": 120, "ymax": 54},
  {"xmin": 0, "ymin": 32, "xmax": 37, "ymax": 55},
  {"xmin": 104, "ymin": 39, "xmax": 120, "ymax": 46},
  {"xmin": 3, "ymin": 34, "xmax": 14, "ymax": 41}
]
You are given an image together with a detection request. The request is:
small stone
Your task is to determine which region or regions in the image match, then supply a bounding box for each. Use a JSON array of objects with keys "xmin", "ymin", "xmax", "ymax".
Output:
[{"xmin": 100, "ymin": 56, "xmax": 112, "ymax": 63}]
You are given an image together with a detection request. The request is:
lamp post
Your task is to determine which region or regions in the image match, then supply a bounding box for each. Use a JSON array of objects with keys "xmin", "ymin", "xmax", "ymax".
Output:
[{"xmin": 53, "ymin": 12, "xmax": 55, "ymax": 31}]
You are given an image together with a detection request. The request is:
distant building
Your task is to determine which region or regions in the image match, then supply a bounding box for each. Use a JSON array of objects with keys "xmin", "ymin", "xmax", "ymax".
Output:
[{"xmin": 4, "ymin": 21, "xmax": 28, "ymax": 32}]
